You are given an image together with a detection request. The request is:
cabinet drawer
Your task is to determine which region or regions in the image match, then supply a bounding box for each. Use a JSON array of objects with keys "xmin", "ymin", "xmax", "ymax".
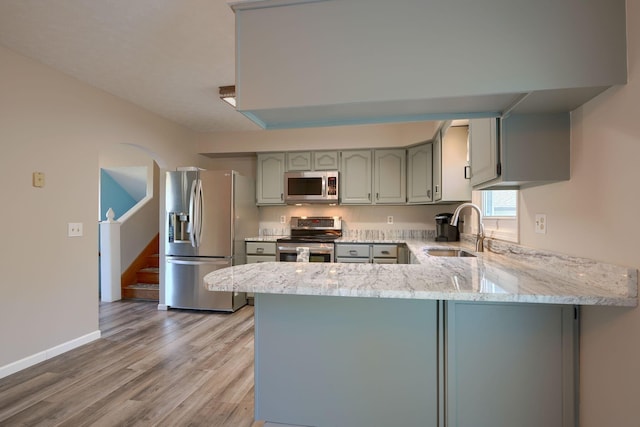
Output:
[
  {"xmin": 246, "ymin": 242, "xmax": 277, "ymax": 255},
  {"xmin": 372, "ymin": 244, "xmax": 398, "ymax": 258},
  {"xmin": 246, "ymin": 254, "xmax": 276, "ymax": 263},
  {"xmin": 373, "ymin": 258, "xmax": 398, "ymax": 264},
  {"xmin": 335, "ymin": 244, "xmax": 371, "ymax": 258},
  {"xmin": 336, "ymin": 257, "xmax": 371, "ymax": 263}
]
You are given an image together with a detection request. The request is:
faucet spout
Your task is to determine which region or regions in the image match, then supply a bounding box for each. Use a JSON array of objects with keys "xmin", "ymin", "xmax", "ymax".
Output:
[{"xmin": 450, "ymin": 203, "xmax": 485, "ymax": 252}]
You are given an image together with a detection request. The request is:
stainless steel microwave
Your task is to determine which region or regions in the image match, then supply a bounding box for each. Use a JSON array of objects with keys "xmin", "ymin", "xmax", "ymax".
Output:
[{"xmin": 284, "ymin": 171, "xmax": 339, "ymax": 204}]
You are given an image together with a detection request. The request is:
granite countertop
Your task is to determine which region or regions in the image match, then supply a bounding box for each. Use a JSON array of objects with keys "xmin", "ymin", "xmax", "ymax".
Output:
[{"xmin": 218, "ymin": 238, "xmax": 638, "ymax": 307}]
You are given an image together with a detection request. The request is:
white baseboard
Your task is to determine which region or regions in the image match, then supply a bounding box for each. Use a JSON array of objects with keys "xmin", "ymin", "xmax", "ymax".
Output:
[
  {"xmin": 0, "ymin": 330, "xmax": 101, "ymax": 380},
  {"xmin": 157, "ymin": 304, "xmax": 168, "ymax": 311}
]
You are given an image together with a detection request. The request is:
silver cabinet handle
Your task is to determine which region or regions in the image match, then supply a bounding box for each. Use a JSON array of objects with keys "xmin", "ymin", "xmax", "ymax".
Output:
[
  {"xmin": 376, "ymin": 192, "xmax": 379, "ymax": 200},
  {"xmin": 256, "ymin": 248, "xmax": 264, "ymax": 254},
  {"xmin": 349, "ymin": 250, "xmax": 358, "ymax": 255},
  {"xmin": 382, "ymin": 250, "xmax": 390, "ymax": 254},
  {"xmin": 280, "ymin": 193, "xmax": 284, "ymax": 201},
  {"xmin": 367, "ymin": 193, "xmax": 371, "ymax": 201},
  {"xmin": 427, "ymin": 189, "xmax": 432, "ymax": 198}
]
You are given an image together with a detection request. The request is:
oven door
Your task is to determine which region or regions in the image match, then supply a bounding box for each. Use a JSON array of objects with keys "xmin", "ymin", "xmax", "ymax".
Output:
[{"xmin": 277, "ymin": 243, "xmax": 334, "ymax": 263}]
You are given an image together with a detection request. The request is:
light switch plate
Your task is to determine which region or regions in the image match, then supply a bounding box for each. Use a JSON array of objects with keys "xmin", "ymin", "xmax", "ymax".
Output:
[
  {"xmin": 535, "ymin": 214, "xmax": 547, "ymax": 234},
  {"xmin": 32, "ymin": 172, "xmax": 45, "ymax": 188}
]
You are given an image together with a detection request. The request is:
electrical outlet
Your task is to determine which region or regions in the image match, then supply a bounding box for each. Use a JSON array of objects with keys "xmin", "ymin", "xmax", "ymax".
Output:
[
  {"xmin": 387, "ymin": 216, "xmax": 394, "ymax": 224},
  {"xmin": 280, "ymin": 215, "xmax": 286, "ymax": 224},
  {"xmin": 535, "ymin": 214, "xmax": 547, "ymax": 234},
  {"xmin": 68, "ymin": 222, "xmax": 83, "ymax": 237}
]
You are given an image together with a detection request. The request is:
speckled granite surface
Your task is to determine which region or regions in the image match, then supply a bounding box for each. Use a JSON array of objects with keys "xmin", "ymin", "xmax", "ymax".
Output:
[{"xmin": 221, "ymin": 238, "xmax": 637, "ymax": 306}]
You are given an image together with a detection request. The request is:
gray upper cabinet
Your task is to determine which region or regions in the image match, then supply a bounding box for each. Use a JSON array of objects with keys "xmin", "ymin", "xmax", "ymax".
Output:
[
  {"xmin": 340, "ymin": 150, "xmax": 373, "ymax": 204},
  {"xmin": 469, "ymin": 118, "xmax": 500, "ymax": 187},
  {"xmin": 313, "ymin": 151, "xmax": 339, "ymax": 170},
  {"xmin": 407, "ymin": 143, "xmax": 433, "ymax": 204},
  {"xmin": 232, "ymin": 0, "xmax": 626, "ymax": 129},
  {"xmin": 256, "ymin": 152, "xmax": 285, "ymax": 205},
  {"xmin": 432, "ymin": 131, "xmax": 442, "ymax": 201},
  {"xmin": 286, "ymin": 151, "xmax": 312, "ymax": 171},
  {"xmin": 285, "ymin": 151, "xmax": 339, "ymax": 171},
  {"xmin": 437, "ymin": 124, "xmax": 472, "ymax": 202},
  {"xmin": 373, "ymin": 149, "xmax": 406, "ymax": 204},
  {"xmin": 469, "ymin": 113, "xmax": 570, "ymax": 189}
]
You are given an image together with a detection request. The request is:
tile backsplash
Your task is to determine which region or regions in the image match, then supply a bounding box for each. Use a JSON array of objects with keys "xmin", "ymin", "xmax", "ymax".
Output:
[{"xmin": 257, "ymin": 204, "xmax": 461, "ymax": 239}]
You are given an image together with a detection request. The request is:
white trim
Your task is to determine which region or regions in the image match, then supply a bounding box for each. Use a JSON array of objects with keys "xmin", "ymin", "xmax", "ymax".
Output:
[{"xmin": 0, "ymin": 330, "xmax": 101, "ymax": 379}]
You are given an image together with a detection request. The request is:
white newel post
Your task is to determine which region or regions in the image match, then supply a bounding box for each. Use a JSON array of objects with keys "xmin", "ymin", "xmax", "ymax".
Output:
[{"xmin": 100, "ymin": 208, "xmax": 121, "ymax": 302}]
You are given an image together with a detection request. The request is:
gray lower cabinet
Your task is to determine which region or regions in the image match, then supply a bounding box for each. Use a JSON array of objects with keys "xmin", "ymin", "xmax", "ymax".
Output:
[
  {"xmin": 254, "ymin": 294, "xmax": 440, "ymax": 427},
  {"xmin": 253, "ymin": 296, "xmax": 577, "ymax": 427},
  {"xmin": 245, "ymin": 241, "xmax": 277, "ymax": 304},
  {"xmin": 335, "ymin": 243, "xmax": 403, "ymax": 263},
  {"xmin": 446, "ymin": 301, "xmax": 577, "ymax": 427}
]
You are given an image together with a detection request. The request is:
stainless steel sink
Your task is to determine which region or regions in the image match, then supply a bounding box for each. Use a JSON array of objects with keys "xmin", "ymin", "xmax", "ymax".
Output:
[{"xmin": 425, "ymin": 248, "xmax": 476, "ymax": 258}]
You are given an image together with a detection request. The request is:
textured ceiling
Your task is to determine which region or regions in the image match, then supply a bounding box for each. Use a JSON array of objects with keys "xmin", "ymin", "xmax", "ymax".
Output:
[{"xmin": 0, "ymin": 0, "xmax": 260, "ymax": 132}]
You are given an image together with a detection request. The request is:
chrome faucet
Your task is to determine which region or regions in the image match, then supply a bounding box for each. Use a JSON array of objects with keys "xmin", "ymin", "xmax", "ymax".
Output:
[{"xmin": 450, "ymin": 203, "xmax": 485, "ymax": 252}]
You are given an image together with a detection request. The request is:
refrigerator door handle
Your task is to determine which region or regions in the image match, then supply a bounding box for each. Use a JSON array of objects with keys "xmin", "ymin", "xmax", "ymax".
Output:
[
  {"xmin": 188, "ymin": 179, "xmax": 198, "ymax": 247},
  {"xmin": 195, "ymin": 178, "xmax": 204, "ymax": 247},
  {"xmin": 167, "ymin": 258, "xmax": 231, "ymax": 266}
]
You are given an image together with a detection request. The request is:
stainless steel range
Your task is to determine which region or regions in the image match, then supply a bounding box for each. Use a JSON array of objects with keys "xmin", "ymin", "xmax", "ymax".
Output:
[{"xmin": 276, "ymin": 216, "xmax": 342, "ymax": 262}]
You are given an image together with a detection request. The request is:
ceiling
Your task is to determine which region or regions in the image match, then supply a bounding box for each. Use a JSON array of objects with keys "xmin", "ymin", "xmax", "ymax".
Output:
[{"xmin": 0, "ymin": 0, "xmax": 260, "ymax": 132}]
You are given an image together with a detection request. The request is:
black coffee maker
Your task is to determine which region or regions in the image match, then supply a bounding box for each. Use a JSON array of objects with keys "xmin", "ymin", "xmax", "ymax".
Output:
[{"xmin": 435, "ymin": 213, "xmax": 460, "ymax": 242}]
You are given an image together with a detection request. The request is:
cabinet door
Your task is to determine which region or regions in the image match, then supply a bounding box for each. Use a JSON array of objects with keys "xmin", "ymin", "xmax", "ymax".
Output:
[
  {"xmin": 286, "ymin": 151, "xmax": 312, "ymax": 171},
  {"xmin": 407, "ymin": 143, "xmax": 433, "ymax": 203},
  {"xmin": 340, "ymin": 150, "xmax": 372, "ymax": 204},
  {"xmin": 374, "ymin": 149, "xmax": 406, "ymax": 204},
  {"xmin": 446, "ymin": 301, "xmax": 577, "ymax": 427},
  {"xmin": 256, "ymin": 153, "xmax": 285, "ymax": 205},
  {"xmin": 469, "ymin": 118, "xmax": 500, "ymax": 186},
  {"xmin": 440, "ymin": 125, "xmax": 472, "ymax": 201},
  {"xmin": 432, "ymin": 130, "xmax": 442, "ymax": 201},
  {"xmin": 313, "ymin": 151, "xmax": 339, "ymax": 170}
]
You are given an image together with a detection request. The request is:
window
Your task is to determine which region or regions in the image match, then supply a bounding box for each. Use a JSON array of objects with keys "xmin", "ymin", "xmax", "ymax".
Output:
[
  {"xmin": 482, "ymin": 190, "xmax": 517, "ymax": 217},
  {"xmin": 471, "ymin": 190, "xmax": 519, "ymax": 243}
]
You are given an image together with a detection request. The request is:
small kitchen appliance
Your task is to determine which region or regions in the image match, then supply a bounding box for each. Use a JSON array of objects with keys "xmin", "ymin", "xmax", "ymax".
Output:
[
  {"xmin": 276, "ymin": 216, "xmax": 342, "ymax": 262},
  {"xmin": 435, "ymin": 213, "xmax": 459, "ymax": 242}
]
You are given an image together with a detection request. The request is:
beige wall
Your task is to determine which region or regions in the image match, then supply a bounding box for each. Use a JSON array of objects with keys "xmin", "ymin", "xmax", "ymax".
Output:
[
  {"xmin": 0, "ymin": 45, "xmax": 206, "ymax": 367},
  {"xmin": 519, "ymin": 1, "xmax": 640, "ymax": 424}
]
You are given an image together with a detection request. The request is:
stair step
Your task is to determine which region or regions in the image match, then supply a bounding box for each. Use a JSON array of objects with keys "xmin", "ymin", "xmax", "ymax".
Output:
[
  {"xmin": 123, "ymin": 283, "xmax": 159, "ymax": 301},
  {"xmin": 147, "ymin": 254, "xmax": 160, "ymax": 268},
  {"xmin": 136, "ymin": 267, "xmax": 159, "ymax": 285}
]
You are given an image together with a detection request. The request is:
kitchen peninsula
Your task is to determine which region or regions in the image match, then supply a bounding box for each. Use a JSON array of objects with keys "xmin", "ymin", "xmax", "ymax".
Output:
[{"xmin": 205, "ymin": 240, "xmax": 637, "ymax": 427}]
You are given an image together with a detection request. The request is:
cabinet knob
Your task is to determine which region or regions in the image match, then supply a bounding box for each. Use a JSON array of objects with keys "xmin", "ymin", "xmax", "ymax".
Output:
[
  {"xmin": 368, "ymin": 193, "xmax": 371, "ymax": 201},
  {"xmin": 376, "ymin": 192, "xmax": 379, "ymax": 200}
]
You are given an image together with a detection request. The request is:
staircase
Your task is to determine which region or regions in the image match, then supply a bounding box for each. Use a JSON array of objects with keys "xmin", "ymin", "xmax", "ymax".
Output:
[{"xmin": 122, "ymin": 235, "xmax": 160, "ymax": 301}]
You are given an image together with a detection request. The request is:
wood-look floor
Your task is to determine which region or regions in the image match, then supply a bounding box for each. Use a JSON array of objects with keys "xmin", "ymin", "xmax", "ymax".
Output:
[{"xmin": 0, "ymin": 300, "xmax": 255, "ymax": 426}]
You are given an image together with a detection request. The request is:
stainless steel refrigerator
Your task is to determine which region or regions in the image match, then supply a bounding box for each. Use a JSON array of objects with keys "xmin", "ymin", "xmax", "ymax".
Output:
[{"xmin": 165, "ymin": 169, "xmax": 258, "ymax": 311}]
